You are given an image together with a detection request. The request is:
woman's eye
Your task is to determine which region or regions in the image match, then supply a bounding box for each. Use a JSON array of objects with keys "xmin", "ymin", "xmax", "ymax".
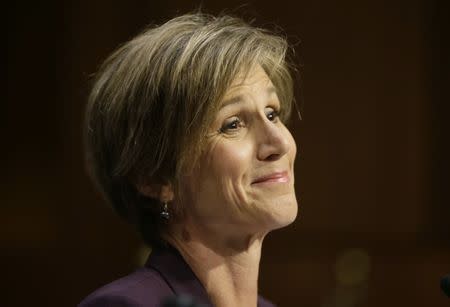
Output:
[
  {"xmin": 219, "ymin": 117, "xmax": 243, "ymax": 133},
  {"xmin": 266, "ymin": 108, "xmax": 280, "ymax": 122}
]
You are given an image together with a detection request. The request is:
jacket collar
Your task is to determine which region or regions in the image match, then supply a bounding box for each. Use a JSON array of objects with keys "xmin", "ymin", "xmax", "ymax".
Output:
[
  {"xmin": 145, "ymin": 245, "xmax": 275, "ymax": 307},
  {"xmin": 145, "ymin": 245, "xmax": 212, "ymax": 305}
]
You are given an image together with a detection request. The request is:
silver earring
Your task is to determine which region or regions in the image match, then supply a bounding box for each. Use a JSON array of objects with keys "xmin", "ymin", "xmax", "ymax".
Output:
[{"xmin": 160, "ymin": 202, "xmax": 169, "ymax": 220}]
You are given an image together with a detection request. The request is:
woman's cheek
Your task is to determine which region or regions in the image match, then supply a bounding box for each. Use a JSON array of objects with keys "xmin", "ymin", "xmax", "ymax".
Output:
[
  {"xmin": 210, "ymin": 140, "xmax": 253, "ymax": 206},
  {"xmin": 211, "ymin": 139, "xmax": 253, "ymax": 181},
  {"xmin": 282, "ymin": 126, "xmax": 297, "ymax": 164}
]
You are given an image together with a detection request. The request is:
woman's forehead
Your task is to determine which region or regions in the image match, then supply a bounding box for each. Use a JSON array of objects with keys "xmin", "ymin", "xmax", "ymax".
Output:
[
  {"xmin": 228, "ymin": 65, "xmax": 271, "ymax": 88},
  {"xmin": 220, "ymin": 66, "xmax": 276, "ymax": 106}
]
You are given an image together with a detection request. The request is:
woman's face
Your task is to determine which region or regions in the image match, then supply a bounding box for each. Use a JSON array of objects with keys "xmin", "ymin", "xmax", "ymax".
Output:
[{"xmin": 180, "ymin": 65, "xmax": 298, "ymax": 238}]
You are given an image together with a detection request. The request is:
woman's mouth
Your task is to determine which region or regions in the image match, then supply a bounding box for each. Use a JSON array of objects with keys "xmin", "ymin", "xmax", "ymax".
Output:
[{"xmin": 252, "ymin": 171, "xmax": 289, "ymax": 184}]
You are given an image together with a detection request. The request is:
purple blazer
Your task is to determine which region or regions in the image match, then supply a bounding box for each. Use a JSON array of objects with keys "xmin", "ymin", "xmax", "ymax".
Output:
[{"xmin": 79, "ymin": 246, "xmax": 276, "ymax": 307}]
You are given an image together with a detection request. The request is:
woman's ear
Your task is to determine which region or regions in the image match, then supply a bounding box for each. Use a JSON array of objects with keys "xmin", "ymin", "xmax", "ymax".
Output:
[
  {"xmin": 159, "ymin": 184, "xmax": 174, "ymax": 203},
  {"xmin": 136, "ymin": 182, "xmax": 174, "ymax": 202}
]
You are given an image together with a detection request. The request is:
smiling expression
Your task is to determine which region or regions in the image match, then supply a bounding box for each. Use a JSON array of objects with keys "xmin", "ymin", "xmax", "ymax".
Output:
[{"xmin": 179, "ymin": 65, "xmax": 298, "ymax": 237}]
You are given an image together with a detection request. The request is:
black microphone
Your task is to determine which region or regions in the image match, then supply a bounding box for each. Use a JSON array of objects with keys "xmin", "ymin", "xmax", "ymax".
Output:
[{"xmin": 441, "ymin": 274, "xmax": 450, "ymax": 298}]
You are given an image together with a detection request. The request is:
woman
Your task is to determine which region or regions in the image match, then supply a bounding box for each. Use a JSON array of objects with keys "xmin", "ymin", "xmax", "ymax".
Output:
[{"xmin": 80, "ymin": 12, "xmax": 298, "ymax": 307}]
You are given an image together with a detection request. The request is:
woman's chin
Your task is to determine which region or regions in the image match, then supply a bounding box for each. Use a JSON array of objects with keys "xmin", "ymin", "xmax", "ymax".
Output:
[
  {"xmin": 273, "ymin": 204, "xmax": 298, "ymax": 230},
  {"xmin": 259, "ymin": 196, "xmax": 299, "ymax": 232}
]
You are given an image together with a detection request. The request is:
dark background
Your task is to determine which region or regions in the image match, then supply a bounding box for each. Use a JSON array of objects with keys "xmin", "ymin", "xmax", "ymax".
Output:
[{"xmin": 5, "ymin": 1, "xmax": 449, "ymax": 306}]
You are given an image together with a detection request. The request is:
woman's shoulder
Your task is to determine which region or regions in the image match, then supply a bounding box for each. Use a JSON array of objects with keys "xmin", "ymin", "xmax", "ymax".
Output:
[{"xmin": 78, "ymin": 267, "xmax": 173, "ymax": 307}]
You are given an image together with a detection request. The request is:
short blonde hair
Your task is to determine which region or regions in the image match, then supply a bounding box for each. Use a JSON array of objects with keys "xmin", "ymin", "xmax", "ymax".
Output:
[{"xmin": 85, "ymin": 12, "xmax": 296, "ymax": 246}]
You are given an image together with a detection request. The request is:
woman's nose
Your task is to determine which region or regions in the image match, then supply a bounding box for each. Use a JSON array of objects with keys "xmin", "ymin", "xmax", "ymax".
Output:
[{"xmin": 256, "ymin": 121, "xmax": 290, "ymax": 161}]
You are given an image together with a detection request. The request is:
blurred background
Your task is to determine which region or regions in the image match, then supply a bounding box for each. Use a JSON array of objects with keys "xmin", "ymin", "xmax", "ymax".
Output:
[{"xmin": 5, "ymin": 0, "xmax": 449, "ymax": 306}]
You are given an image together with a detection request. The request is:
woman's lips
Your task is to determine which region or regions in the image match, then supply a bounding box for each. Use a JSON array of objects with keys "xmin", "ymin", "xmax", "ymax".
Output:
[{"xmin": 252, "ymin": 171, "xmax": 289, "ymax": 184}]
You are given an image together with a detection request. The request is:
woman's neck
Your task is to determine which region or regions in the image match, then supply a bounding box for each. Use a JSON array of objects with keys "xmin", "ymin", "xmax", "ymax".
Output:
[{"xmin": 166, "ymin": 223, "xmax": 266, "ymax": 307}]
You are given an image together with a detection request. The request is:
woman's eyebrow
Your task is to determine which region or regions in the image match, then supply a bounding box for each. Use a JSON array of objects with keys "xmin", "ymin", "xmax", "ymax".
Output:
[
  {"xmin": 220, "ymin": 86, "xmax": 277, "ymax": 109},
  {"xmin": 220, "ymin": 95, "xmax": 244, "ymax": 109}
]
